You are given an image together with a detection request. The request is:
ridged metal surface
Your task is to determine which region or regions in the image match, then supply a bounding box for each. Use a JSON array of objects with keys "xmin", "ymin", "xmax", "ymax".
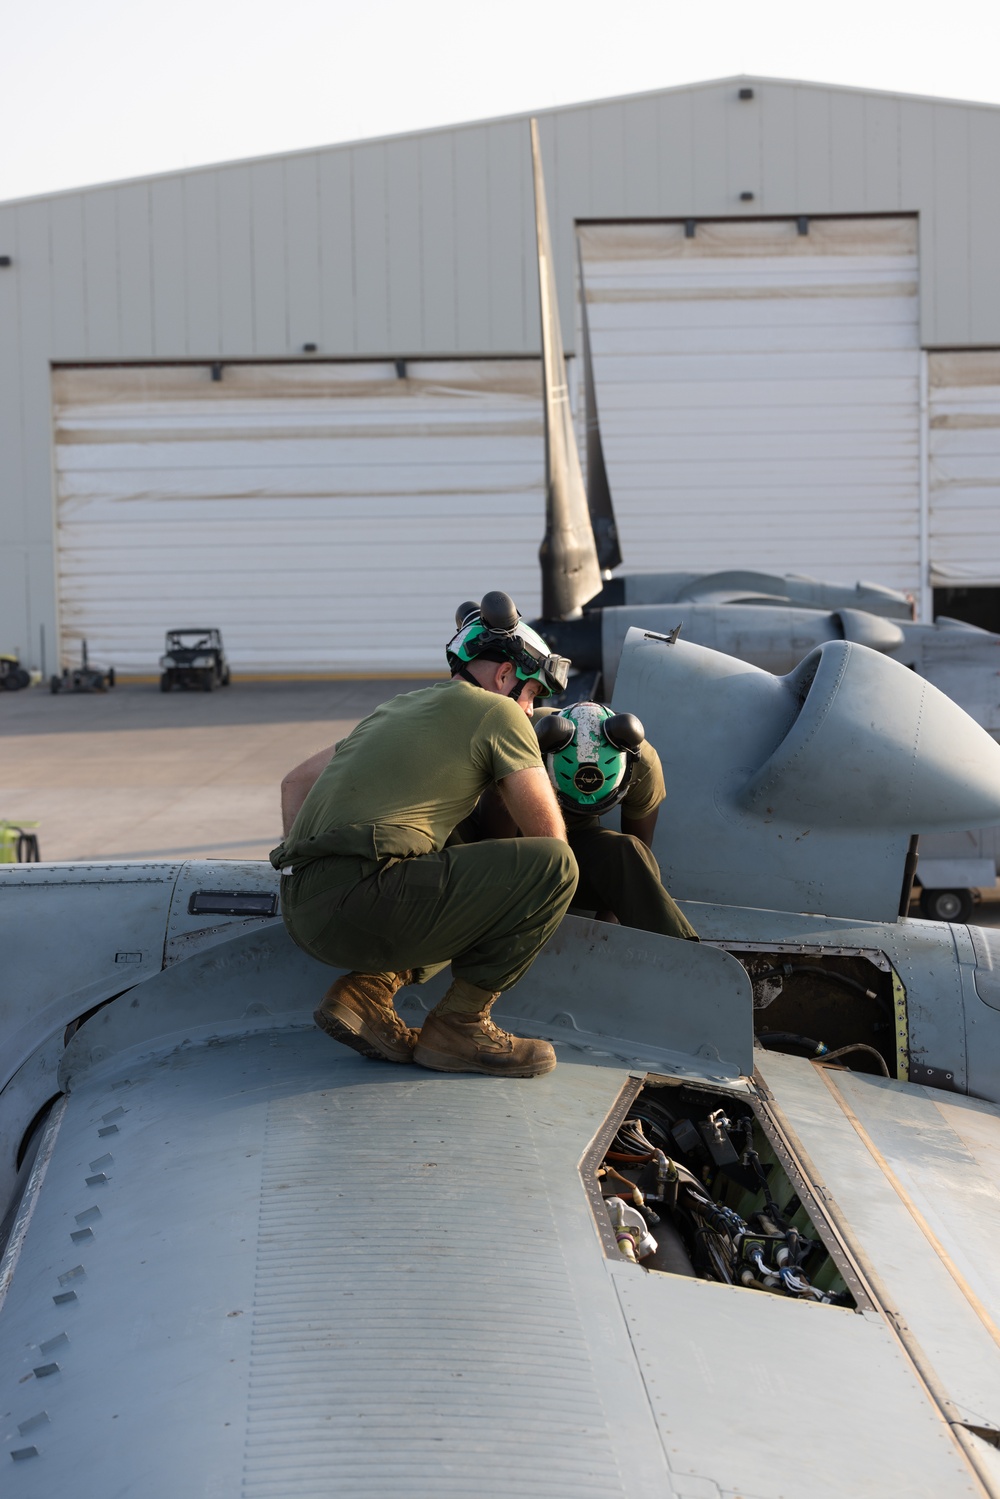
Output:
[
  {"xmin": 0, "ymin": 1031, "xmax": 661, "ymax": 1497},
  {"xmin": 242, "ymin": 1082, "xmax": 623, "ymax": 1496}
]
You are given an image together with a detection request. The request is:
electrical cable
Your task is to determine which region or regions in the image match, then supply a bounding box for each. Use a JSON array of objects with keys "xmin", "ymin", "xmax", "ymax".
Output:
[{"xmin": 814, "ymin": 1043, "xmax": 890, "ymax": 1078}]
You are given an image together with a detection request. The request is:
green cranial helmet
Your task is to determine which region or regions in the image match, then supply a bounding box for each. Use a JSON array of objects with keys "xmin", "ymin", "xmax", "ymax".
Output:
[
  {"xmin": 446, "ymin": 591, "xmax": 571, "ymax": 699},
  {"xmin": 535, "ymin": 701, "xmax": 645, "ymax": 815}
]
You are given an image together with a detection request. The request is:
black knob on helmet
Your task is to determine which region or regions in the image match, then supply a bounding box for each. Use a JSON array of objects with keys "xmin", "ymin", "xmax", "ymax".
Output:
[
  {"xmin": 603, "ymin": 712, "xmax": 645, "ymax": 752},
  {"xmin": 479, "ymin": 591, "xmax": 520, "ymax": 634},
  {"xmin": 455, "ymin": 600, "xmax": 480, "ymax": 628},
  {"xmin": 534, "ymin": 714, "xmax": 576, "ymax": 754}
]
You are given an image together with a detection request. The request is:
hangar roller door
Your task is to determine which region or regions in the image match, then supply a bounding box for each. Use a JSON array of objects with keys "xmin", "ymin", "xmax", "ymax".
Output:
[
  {"xmin": 52, "ymin": 361, "xmax": 544, "ymax": 674},
  {"xmin": 929, "ymin": 351, "xmax": 1000, "ymax": 589},
  {"xmin": 578, "ymin": 217, "xmax": 921, "ymax": 594}
]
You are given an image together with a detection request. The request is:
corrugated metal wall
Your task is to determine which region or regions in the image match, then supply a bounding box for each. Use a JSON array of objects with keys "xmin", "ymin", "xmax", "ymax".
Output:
[
  {"xmin": 4, "ymin": 76, "xmax": 1000, "ymax": 662},
  {"xmin": 52, "ymin": 362, "xmax": 544, "ymax": 672},
  {"xmin": 929, "ymin": 351, "xmax": 1000, "ymax": 586},
  {"xmin": 579, "ymin": 217, "xmax": 921, "ymax": 592}
]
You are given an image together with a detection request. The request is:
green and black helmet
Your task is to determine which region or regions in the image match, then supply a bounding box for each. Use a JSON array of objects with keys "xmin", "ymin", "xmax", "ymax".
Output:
[
  {"xmin": 446, "ymin": 592, "xmax": 571, "ymax": 699},
  {"xmin": 535, "ymin": 701, "xmax": 645, "ymax": 815}
]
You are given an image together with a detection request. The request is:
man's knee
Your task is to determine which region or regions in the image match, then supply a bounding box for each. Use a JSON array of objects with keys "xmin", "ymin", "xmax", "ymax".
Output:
[
  {"xmin": 615, "ymin": 832, "xmax": 661, "ymax": 878},
  {"xmin": 521, "ymin": 836, "xmax": 579, "ymax": 900}
]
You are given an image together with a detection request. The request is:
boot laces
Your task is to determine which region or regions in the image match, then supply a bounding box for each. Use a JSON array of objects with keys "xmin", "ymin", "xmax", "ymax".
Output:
[{"xmin": 472, "ymin": 1012, "xmax": 512, "ymax": 1048}]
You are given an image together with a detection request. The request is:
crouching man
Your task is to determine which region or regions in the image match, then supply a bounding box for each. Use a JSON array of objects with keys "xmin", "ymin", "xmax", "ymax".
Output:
[{"xmin": 269, "ymin": 594, "xmax": 578, "ymax": 1079}]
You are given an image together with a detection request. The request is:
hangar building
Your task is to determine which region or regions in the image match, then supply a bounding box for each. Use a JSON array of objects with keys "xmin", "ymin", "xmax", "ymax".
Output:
[{"xmin": 3, "ymin": 75, "xmax": 1000, "ymax": 676}]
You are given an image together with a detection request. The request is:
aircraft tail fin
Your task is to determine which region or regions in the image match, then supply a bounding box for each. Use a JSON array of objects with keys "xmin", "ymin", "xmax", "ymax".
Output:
[
  {"xmin": 577, "ymin": 237, "xmax": 622, "ymax": 573},
  {"xmin": 531, "ymin": 118, "xmax": 603, "ymax": 620}
]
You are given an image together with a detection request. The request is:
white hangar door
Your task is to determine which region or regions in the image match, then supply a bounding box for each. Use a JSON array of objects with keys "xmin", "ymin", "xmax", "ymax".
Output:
[
  {"xmin": 52, "ymin": 361, "xmax": 544, "ymax": 675},
  {"xmin": 578, "ymin": 218, "xmax": 921, "ymax": 594},
  {"xmin": 929, "ymin": 351, "xmax": 1000, "ymax": 588}
]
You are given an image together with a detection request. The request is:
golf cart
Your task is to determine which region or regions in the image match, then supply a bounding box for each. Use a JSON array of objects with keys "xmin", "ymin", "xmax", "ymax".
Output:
[{"xmin": 160, "ymin": 629, "xmax": 231, "ymax": 692}]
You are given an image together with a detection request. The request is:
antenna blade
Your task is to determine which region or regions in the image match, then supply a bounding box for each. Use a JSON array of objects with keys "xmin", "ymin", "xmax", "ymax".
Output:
[
  {"xmin": 577, "ymin": 235, "xmax": 622, "ymax": 572},
  {"xmin": 530, "ymin": 118, "xmax": 602, "ymax": 620}
]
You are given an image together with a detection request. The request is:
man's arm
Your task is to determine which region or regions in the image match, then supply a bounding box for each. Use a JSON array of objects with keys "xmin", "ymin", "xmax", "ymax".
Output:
[
  {"xmin": 281, "ymin": 744, "xmax": 337, "ymax": 836},
  {"xmin": 498, "ymin": 766, "xmax": 567, "ymax": 841}
]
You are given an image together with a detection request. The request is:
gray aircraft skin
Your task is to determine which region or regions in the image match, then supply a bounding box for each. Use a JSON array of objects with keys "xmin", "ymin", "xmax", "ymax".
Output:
[{"xmin": 7, "ymin": 625, "xmax": 1000, "ymax": 1495}]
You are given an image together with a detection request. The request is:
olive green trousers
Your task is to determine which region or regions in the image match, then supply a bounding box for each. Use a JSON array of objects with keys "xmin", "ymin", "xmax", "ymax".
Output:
[
  {"xmin": 281, "ymin": 837, "xmax": 578, "ymax": 993},
  {"xmin": 567, "ymin": 821, "xmax": 699, "ymax": 941}
]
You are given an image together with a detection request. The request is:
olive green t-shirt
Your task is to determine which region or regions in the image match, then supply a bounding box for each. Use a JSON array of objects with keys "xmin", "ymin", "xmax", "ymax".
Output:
[{"xmin": 270, "ymin": 680, "xmax": 543, "ymax": 870}]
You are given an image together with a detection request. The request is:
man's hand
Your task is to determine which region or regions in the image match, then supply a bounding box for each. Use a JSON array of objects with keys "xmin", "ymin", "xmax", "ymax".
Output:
[
  {"xmin": 281, "ymin": 743, "xmax": 337, "ymax": 835},
  {"xmin": 498, "ymin": 766, "xmax": 567, "ymax": 841}
]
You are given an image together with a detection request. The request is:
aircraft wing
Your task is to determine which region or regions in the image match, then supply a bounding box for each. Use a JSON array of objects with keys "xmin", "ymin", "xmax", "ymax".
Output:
[{"xmin": 3, "ymin": 914, "xmax": 999, "ymax": 1497}]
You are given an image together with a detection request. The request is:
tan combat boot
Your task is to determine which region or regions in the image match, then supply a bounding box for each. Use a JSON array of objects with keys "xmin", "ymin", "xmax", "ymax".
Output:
[
  {"xmin": 414, "ymin": 977, "xmax": 556, "ymax": 1078},
  {"xmin": 314, "ymin": 970, "xmax": 418, "ymax": 1063}
]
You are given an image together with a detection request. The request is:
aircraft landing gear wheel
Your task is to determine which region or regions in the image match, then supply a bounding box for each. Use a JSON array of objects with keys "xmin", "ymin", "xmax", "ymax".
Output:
[{"xmin": 919, "ymin": 887, "xmax": 973, "ymax": 923}]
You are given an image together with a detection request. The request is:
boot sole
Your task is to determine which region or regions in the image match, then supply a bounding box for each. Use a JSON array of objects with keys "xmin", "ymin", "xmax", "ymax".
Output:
[
  {"xmin": 314, "ymin": 1002, "xmax": 414, "ymax": 1064},
  {"xmin": 412, "ymin": 1042, "xmax": 556, "ymax": 1078}
]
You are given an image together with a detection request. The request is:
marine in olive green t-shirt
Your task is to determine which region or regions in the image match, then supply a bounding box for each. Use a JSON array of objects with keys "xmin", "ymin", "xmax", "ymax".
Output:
[{"xmin": 272, "ymin": 679, "xmax": 544, "ymax": 869}]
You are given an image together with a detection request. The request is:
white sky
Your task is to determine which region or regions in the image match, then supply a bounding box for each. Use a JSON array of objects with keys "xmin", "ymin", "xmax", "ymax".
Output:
[{"xmin": 3, "ymin": 0, "xmax": 999, "ymax": 203}]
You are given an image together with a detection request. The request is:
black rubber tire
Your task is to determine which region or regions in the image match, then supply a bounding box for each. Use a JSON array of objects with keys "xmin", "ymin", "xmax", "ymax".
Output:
[
  {"xmin": 919, "ymin": 887, "xmax": 974, "ymax": 923},
  {"xmin": 107, "ymin": 668, "xmax": 116, "ymax": 688},
  {"xmin": 221, "ymin": 668, "xmax": 231, "ymax": 686},
  {"xmin": 49, "ymin": 675, "xmax": 61, "ymax": 694},
  {"xmin": 1, "ymin": 672, "xmax": 19, "ymax": 691},
  {"xmin": 202, "ymin": 670, "xmax": 214, "ymax": 692},
  {"xmin": 159, "ymin": 673, "xmax": 171, "ymax": 693},
  {"xmin": 14, "ymin": 669, "xmax": 30, "ymax": 689}
]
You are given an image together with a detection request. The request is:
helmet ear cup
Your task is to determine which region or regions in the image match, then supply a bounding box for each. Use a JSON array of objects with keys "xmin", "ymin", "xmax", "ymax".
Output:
[
  {"xmin": 534, "ymin": 714, "xmax": 576, "ymax": 755},
  {"xmin": 479, "ymin": 591, "xmax": 520, "ymax": 634},
  {"xmin": 455, "ymin": 600, "xmax": 480, "ymax": 628},
  {"xmin": 603, "ymin": 712, "xmax": 645, "ymax": 752}
]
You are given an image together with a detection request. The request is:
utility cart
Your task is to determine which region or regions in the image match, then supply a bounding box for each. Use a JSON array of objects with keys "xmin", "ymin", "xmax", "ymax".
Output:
[{"xmin": 159, "ymin": 629, "xmax": 231, "ymax": 692}]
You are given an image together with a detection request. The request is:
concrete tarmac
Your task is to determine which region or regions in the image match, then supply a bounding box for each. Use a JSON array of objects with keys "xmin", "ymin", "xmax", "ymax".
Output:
[{"xmin": 0, "ymin": 677, "xmax": 437, "ymax": 863}]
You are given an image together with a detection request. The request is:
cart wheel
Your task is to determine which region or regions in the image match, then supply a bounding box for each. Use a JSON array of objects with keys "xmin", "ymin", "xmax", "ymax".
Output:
[
  {"xmin": 222, "ymin": 668, "xmax": 231, "ymax": 686},
  {"xmin": 49, "ymin": 675, "xmax": 61, "ymax": 694},
  {"xmin": 1, "ymin": 672, "xmax": 19, "ymax": 691},
  {"xmin": 919, "ymin": 888, "xmax": 973, "ymax": 923},
  {"xmin": 202, "ymin": 670, "xmax": 214, "ymax": 691},
  {"xmin": 15, "ymin": 669, "xmax": 30, "ymax": 689},
  {"xmin": 107, "ymin": 668, "xmax": 116, "ymax": 688},
  {"xmin": 159, "ymin": 673, "xmax": 171, "ymax": 693}
]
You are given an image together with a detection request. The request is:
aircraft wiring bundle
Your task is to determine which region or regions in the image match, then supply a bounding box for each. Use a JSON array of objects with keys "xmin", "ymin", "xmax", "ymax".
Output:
[{"xmin": 598, "ymin": 1085, "xmax": 853, "ymax": 1307}]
